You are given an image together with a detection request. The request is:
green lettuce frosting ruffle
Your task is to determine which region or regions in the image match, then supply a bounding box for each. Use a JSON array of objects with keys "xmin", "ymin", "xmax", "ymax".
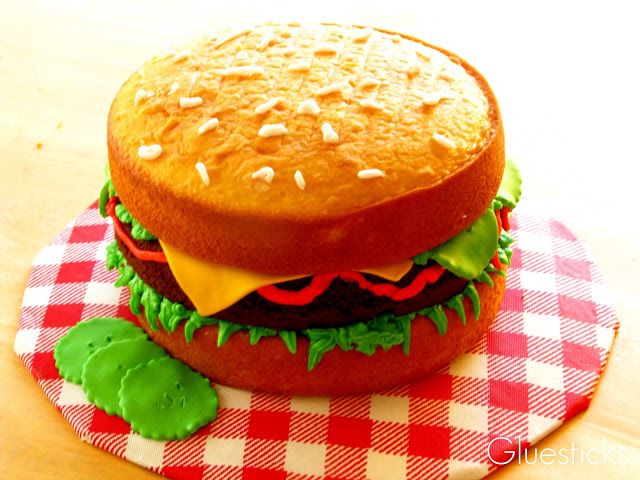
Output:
[{"xmin": 105, "ymin": 231, "xmax": 513, "ymax": 370}]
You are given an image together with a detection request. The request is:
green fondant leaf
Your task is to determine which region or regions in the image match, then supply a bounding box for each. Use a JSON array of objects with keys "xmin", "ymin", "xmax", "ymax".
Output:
[
  {"xmin": 413, "ymin": 251, "xmax": 431, "ymax": 266},
  {"xmin": 119, "ymin": 357, "xmax": 218, "ymax": 441},
  {"xmin": 445, "ymin": 294, "xmax": 467, "ymax": 325},
  {"xmin": 98, "ymin": 180, "xmax": 112, "ymax": 218},
  {"xmin": 464, "ymin": 283, "xmax": 481, "ymax": 320},
  {"xmin": 279, "ymin": 331, "xmax": 297, "ymax": 354},
  {"xmin": 428, "ymin": 209, "xmax": 498, "ymax": 280},
  {"xmin": 496, "ymin": 158, "xmax": 522, "ymax": 209}
]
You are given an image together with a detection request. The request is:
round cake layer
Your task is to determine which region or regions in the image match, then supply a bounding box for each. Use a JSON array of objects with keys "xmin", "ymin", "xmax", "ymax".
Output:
[
  {"xmin": 108, "ymin": 23, "xmax": 504, "ymax": 274},
  {"xmin": 137, "ymin": 273, "xmax": 505, "ymax": 395}
]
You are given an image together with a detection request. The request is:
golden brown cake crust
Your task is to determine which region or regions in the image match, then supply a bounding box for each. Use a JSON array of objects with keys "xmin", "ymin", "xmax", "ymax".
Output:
[
  {"xmin": 137, "ymin": 274, "xmax": 505, "ymax": 396},
  {"xmin": 108, "ymin": 23, "xmax": 504, "ymax": 274}
]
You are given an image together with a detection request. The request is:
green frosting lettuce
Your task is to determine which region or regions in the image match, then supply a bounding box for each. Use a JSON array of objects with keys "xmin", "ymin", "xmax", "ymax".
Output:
[
  {"xmin": 106, "ymin": 231, "xmax": 514, "ymax": 370},
  {"xmin": 413, "ymin": 158, "xmax": 521, "ymax": 277},
  {"xmin": 99, "ymin": 178, "xmax": 157, "ymax": 241},
  {"xmin": 493, "ymin": 158, "xmax": 522, "ymax": 210},
  {"xmin": 115, "ymin": 203, "xmax": 157, "ymax": 241}
]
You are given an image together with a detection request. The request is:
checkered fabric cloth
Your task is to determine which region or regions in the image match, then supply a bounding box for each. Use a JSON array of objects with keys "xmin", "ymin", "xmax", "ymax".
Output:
[{"xmin": 14, "ymin": 199, "xmax": 618, "ymax": 480}]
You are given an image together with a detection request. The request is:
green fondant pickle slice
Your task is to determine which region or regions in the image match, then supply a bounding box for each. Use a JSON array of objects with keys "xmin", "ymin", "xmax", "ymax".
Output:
[
  {"xmin": 119, "ymin": 357, "xmax": 219, "ymax": 441},
  {"xmin": 54, "ymin": 317, "xmax": 146, "ymax": 383},
  {"xmin": 82, "ymin": 337, "xmax": 167, "ymax": 416}
]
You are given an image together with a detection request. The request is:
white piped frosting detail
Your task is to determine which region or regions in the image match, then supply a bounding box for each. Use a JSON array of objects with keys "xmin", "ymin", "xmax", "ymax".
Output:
[
  {"xmin": 432, "ymin": 133, "xmax": 457, "ymax": 149},
  {"xmin": 179, "ymin": 96, "xmax": 203, "ymax": 109},
  {"xmin": 294, "ymin": 170, "xmax": 306, "ymax": 190},
  {"xmin": 359, "ymin": 77, "xmax": 381, "ymax": 88},
  {"xmin": 134, "ymin": 89, "xmax": 154, "ymax": 106},
  {"xmin": 314, "ymin": 43, "xmax": 339, "ymax": 55},
  {"xmin": 321, "ymin": 122, "xmax": 339, "ymax": 144},
  {"xmin": 357, "ymin": 168, "xmax": 385, "ymax": 179},
  {"xmin": 258, "ymin": 123, "xmax": 288, "ymax": 138},
  {"xmin": 352, "ymin": 28, "xmax": 373, "ymax": 43},
  {"xmin": 420, "ymin": 91, "xmax": 447, "ymax": 106},
  {"xmin": 197, "ymin": 117, "xmax": 219, "ymax": 135},
  {"xmin": 173, "ymin": 50, "xmax": 190, "ymax": 63},
  {"xmin": 297, "ymin": 99, "xmax": 320, "ymax": 115},
  {"xmin": 168, "ymin": 82, "xmax": 180, "ymax": 95},
  {"xmin": 195, "ymin": 162, "xmax": 210, "ymax": 186},
  {"xmin": 138, "ymin": 144, "xmax": 162, "ymax": 160},
  {"xmin": 316, "ymin": 80, "xmax": 350, "ymax": 96},
  {"xmin": 251, "ymin": 166, "xmax": 275, "ymax": 184},
  {"xmin": 214, "ymin": 66, "xmax": 265, "ymax": 77},
  {"xmin": 255, "ymin": 97, "xmax": 282, "ymax": 114},
  {"xmin": 287, "ymin": 60, "xmax": 311, "ymax": 72},
  {"xmin": 257, "ymin": 32, "xmax": 274, "ymax": 50},
  {"xmin": 360, "ymin": 98, "xmax": 383, "ymax": 110}
]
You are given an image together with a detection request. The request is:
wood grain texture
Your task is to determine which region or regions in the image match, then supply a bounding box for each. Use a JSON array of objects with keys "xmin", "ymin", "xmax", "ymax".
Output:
[{"xmin": 1, "ymin": 0, "xmax": 638, "ymax": 478}]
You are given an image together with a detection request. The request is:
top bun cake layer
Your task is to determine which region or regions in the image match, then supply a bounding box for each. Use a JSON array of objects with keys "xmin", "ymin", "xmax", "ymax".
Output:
[{"xmin": 108, "ymin": 23, "xmax": 504, "ymax": 274}]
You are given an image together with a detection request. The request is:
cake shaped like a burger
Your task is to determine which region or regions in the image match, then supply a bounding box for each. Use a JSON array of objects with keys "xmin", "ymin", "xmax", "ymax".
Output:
[{"xmin": 101, "ymin": 23, "xmax": 521, "ymax": 396}]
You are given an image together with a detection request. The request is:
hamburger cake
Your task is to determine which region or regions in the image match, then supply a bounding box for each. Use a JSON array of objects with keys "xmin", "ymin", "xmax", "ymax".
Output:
[{"xmin": 100, "ymin": 22, "xmax": 521, "ymax": 396}]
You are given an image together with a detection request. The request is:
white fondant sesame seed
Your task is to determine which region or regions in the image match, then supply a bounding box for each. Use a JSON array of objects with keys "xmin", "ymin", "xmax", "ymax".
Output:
[
  {"xmin": 197, "ymin": 117, "xmax": 219, "ymax": 135},
  {"xmin": 321, "ymin": 122, "xmax": 339, "ymax": 144},
  {"xmin": 214, "ymin": 65, "xmax": 265, "ymax": 77},
  {"xmin": 357, "ymin": 168, "xmax": 385, "ymax": 179},
  {"xmin": 179, "ymin": 96, "xmax": 203, "ymax": 109},
  {"xmin": 168, "ymin": 82, "xmax": 180, "ymax": 95},
  {"xmin": 258, "ymin": 123, "xmax": 288, "ymax": 138},
  {"xmin": 432, "ymin": 133, "xmax": 457, "ymax": 149},
  {"xmin": 214, "ymin": 28, "xmax": 252, "ymax": 49},
  {"xmin": 360, "ymin": 98, "xmax": 383, "ymax": 110},
  {"xmin": 236, "ymin": 50, "xmax": 249, "ymax": 60},
  {"xmin": 287, "ymin": 60, "xmax": 311, "ymax": 72},
  {"xmin": 257, "ymin": 32, "xmax": 274, "ymax": 50},
  {"xmin": 420, "ymin": 92, "xmax": 444, "ymax": 106},
  {"xmin": 173, "ymin": 50, "xmax": 190, "ymax": 63},
  {"xmin": 195, "ymin": 162, "xmax": 210, "ymax": 186},
  {"xmin": 282, "ymin": 46, "xmax": 296, "ymax": 56},
  {"xmin": 138, "ymin": 144, "xmax": 162, "ymax": 160},
  {"xmin": 255, "ymin": 97, "xmax": 282, "ymax": 114},
  {"xmin": 297, "ymin": 99, "xmax": 321, "ymax": 115},
  {"xmin": 314, "ymin": 43, "xmax": 339, "ymax": 55},
  {"xmin": 251, "ymin": 166, "xmax": 275, "ymax": 184},
  {"xmin": 316, "ymin": 80, "xmax": 350, "ymax": 96},
  {"xmin": 352, "ymin": 28, "xmax": 372, "ymax": 42},
  {"xmin": 134, "ymin": 89, "xmax": 154, "ymax": 106},
  {"xmin": 359, "ymin": 77, "xmax": 381, "ymax": 88},
  {"xmin": 294, "ymin": 170, "xmax": 306, "ymax": 190}
]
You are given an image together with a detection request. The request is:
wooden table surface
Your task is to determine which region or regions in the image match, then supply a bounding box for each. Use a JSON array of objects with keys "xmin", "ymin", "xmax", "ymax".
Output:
[{"xmin": 1, "ymin": 0, "xmax": 639, "ymax": 478}]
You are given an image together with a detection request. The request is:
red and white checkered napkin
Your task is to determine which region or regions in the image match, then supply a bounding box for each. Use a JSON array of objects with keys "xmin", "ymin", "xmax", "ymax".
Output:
[{"xmin": 14, "ymin": 199, "xmax": 618, "ymax": 480}]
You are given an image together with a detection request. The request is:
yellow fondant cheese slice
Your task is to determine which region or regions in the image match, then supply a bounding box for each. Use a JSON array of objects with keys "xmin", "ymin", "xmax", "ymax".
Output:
[{"xmin": 159, "ymin": 240, "xmax": 414, "ymax": 316}]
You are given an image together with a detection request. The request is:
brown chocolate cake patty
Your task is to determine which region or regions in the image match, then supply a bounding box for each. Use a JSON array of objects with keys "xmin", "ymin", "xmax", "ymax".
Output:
[{"xmin": 116, "ymin": 231, "xmax": 469, "ymax": 330}]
